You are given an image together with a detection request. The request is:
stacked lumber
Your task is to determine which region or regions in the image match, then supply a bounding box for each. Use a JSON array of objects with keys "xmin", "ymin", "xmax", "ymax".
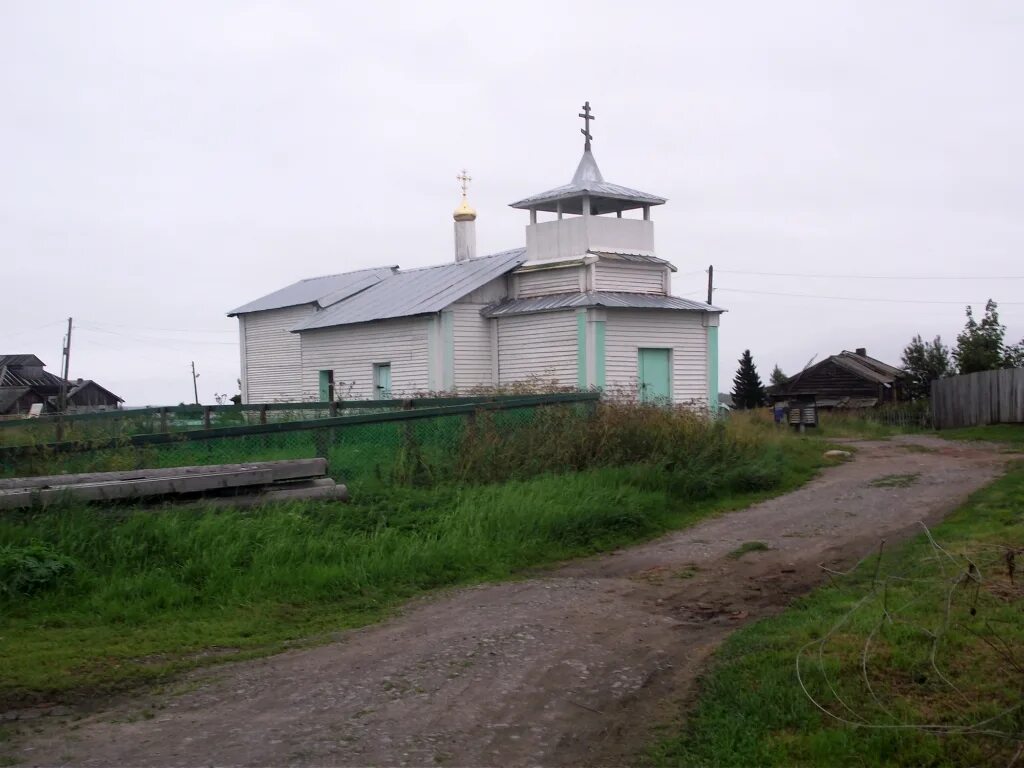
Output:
[{"xmin": 0, "ymin": 459, "xmax": 349, "ymax": 510}]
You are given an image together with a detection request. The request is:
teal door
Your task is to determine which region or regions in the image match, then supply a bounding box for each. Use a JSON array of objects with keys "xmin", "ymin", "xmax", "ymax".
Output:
[
  {"xmin": 638, "ymin": 348, "xmax": 671, "ymax": 404},
  {"xmin": 374, "ymin": 363, "xmax": 392, "ymax": 399}
]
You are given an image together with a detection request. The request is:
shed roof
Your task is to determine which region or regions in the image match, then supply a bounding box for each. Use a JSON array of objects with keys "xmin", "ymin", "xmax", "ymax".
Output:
[
  {"xmin": 294, "ymin": 249, "xmax": 528, "ymax": 331},
  {"xmin": 509, "ymin": 150, "xmax": 666, "ymax": 215},
  {"xmin": 228, "ymin": 266, "xmax": 397, "ymax": 316},
  {"xmin": 0, "ymin": 355, "xmax": 45, "ymax": 368},
  {"xmin": 68, "ymin": 379, "xmax": 124, "ymax": 403},
  {"xmin": 482, "ymin": 291, "xmax": 723, "ymax": 318},
  {"xmin": 772, "ymin": 350, "xmax": 906, "ymax": 396}
]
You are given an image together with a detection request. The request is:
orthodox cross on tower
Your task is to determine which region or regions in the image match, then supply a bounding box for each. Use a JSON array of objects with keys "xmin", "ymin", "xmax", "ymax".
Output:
[
  {"xmin": 456, "ymin": 169, "xmax": 472, "ymax": 197},
  {"xmin": 578, "ymin": 101, "xmax": 595, "ymax": 151}
]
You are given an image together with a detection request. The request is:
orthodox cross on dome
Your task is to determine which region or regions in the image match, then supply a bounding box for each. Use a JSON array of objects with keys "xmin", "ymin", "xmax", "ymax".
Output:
[
  {"xmin": 456, "ymin": 169, "xmax": 472, "ymax": 197},
  {"xmin": 578, "ymin": 101, "xmax": 595, "ymax": 151}
]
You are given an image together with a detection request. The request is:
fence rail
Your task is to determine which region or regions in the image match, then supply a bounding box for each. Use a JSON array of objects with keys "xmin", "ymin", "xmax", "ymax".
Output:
[
  {"xmin": 0, "ymin": 393, "xmax": 601, "ymax": 489},
  {"xmin": 931, "ymin": 368, "xmax": 1024, "ymax": 429}
]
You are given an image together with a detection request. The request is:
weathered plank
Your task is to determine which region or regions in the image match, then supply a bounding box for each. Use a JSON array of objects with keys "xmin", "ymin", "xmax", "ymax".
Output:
[
  {"xmin": 0, "ymin": 458, "xmax": 328, "ymax": 491},
  {"xmin": 932, "ymin": 368, "xmax": 1024, "ymax": 429}
]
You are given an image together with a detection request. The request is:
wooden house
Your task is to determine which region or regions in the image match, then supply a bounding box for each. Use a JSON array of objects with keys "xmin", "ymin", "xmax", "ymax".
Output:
[
  {"xmin": 229, "ymin": 109, "xmax": 725, "ymax": 407},
  {"xmin": 768, "ymin": 349, "xmax": 907, "ymax": 408},
  {"xmin": 0, "ymin": 355, "xmax": 123, "ymax": 416}
]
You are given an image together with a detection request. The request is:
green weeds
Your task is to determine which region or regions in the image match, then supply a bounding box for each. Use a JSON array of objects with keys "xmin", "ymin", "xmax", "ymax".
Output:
[
  {"xmin": 650, "ymin": 463, "xmax": 1024, "ymax": 767},
  {"xmin": 0, "ymin": 406, "xmax": 829, "ymax": 707},
  {"xmin": 727, "ymin": 541, "xmax": 771, "ymax": 559}
]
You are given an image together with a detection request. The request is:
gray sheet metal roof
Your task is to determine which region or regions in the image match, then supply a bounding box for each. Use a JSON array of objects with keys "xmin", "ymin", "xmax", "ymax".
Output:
[
  {"xmin": 482, "ymin": 291, "xmax": 723, "ymax": 318},
  {"xmin": 509, "ymin": 151, "xmax": 666, "ymax": 215},
  {"xmin": 228, "ymin": 266, "xmax": 397, "ymax": 316},
  {"xmin": 294, "ymin": 249, "xmax": 528, "ymax": 331}
]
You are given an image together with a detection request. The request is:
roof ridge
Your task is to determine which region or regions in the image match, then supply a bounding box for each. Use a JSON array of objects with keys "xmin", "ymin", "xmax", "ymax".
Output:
[
  {"xmin": 394, "ymin": 248, "xmax": 526, "ymax": 275},
  {"xmin": 299, "ymin": 265, "xmax": 397, "ymax": 283}
]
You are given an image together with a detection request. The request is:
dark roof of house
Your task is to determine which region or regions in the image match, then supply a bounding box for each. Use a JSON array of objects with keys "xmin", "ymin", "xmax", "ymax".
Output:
[
  {"xmin": 68, "ymin": 379, "xmax": 124, "ymax": 403},
  {"xmin": 482, "ymin": 291, "xmax": 724, "ymax": 317},
  {"xmin": 0, "ymin": 355, "xmax": 45, "ymax": 368},
  {"xmin": 771, "ymin": 350, "xmax": 906, "ymax": 395},
  {"xmin": 0, "ymin": 363, "xmax": 65, "ymax": 389}
]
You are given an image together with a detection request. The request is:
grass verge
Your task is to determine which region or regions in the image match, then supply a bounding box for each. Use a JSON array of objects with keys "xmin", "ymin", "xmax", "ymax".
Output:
[
  {"xmin": 649, "ymin": 462, "xmax": 1024, "ymax": 767},
  {"xmin": 0, "ymin": 421, "xmax": 831, "ymax": 709}
]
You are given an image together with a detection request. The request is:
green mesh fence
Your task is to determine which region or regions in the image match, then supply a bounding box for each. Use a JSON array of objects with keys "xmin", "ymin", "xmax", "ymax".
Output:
[{"xmin": 0, "ymin": 400, "xmax": 573, "ymax": 493}]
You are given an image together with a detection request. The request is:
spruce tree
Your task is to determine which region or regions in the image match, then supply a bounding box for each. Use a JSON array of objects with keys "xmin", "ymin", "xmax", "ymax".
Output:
[
  {"xmin": 732, "ymin": 350, "xmax": 766, "ymax": 409},
  {"xmin": 769, "ymin": 364, "xmax": 788, "ymax": 387}
]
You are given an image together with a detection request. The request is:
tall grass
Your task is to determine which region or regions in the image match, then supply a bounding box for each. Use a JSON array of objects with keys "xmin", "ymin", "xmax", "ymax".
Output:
[{"xmin": 0, "ymin": 404, "xmax": 828, "ymax": 706}]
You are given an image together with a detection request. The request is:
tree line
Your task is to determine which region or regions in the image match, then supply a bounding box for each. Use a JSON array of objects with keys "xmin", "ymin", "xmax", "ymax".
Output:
[
  {"xmin": 901, "ymin": 300, "xmax": 1024, "ymax": 399},
  {"xmin": 728, "ymin": 299, "xmax": 1024, "ymax": 409}
]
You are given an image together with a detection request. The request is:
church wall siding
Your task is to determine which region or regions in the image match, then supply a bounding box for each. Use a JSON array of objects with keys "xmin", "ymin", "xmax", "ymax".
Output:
[
  {"xmin": 604, "ymin": 310, "xmax": 708, "ymax": 405},
  {"xmin": 298, "ymin": 317, "xmax": 431, "ymax": 400},
  {"xmin": 239, "ymin": 305, "xmax": 314, "ymax": 403},
  {"xmin": 594, "ymin": 262, "xmax": 668, "ymax": 294},
  {"xmin": 497, "ymin": 312, "xmax": 578, "ymax": 386},
  {"xmin": 450, "ymin": 304, "xmax": 494, "ymax": 390},
  {"xmin": 514, "ymin": 266, "xmax": 584, "ymax": 297}
]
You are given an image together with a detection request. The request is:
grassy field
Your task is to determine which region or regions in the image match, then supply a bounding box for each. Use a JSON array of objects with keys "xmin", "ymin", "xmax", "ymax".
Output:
[
  {"xmin": 650, "ymin": 461, "xmax": 1024, "ymax": 767},
  {"xmin": 0, "ymin": 407, "xmax": 830, "ymax": 708}
]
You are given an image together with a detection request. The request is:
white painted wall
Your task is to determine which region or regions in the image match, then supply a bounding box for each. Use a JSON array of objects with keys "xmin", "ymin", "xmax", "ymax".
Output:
[
  {"xmin": 238, "ymin": 305, "xmax": 314, "ymax": 403},
  {"xmin": 514, "ymin": 266, "xmax": 584, "ymax": 297},
  {"xmin": 604, "ymin": 310, "xmax": 708, "ymax": 404},
  {"xmin": 497, "ymin": 312, "xmax": 578, "ymax": 385},
  {"xmin": 299, "ymin": 316, "xmax": 431, "ymax": 400},
  {"xmin": 525, "ymin": 216, "xmax": 655, "ymax": 261},
  {"xmin": 594, "ymin": 262, "xmax": 668, "ymax": 294},
  {"xmin": 450, "ymin": 304, "xmax": 494, "ymax": 390}
]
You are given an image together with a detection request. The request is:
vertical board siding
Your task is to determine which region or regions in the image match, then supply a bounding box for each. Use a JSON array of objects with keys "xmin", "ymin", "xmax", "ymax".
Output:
[
  {"xmin": 515, "ymin": 267, "xmax": 583, "ymax": 297},
  {"xmin": 594, "ymin": 262, "xmax": 667, "ymax": 294},
  {"xmin": 299, "ymin": 317, "xmax": 430, "ymax": 400},
  {"xmin": 604, "ymin": 310, "xmax": 708, "ymax": 404},
  {"xmin": 497, "ymin": 312, "xmax": 578, "ymax": 385},
  {"xmin": 240, "ymin": 305, "xmax": 313, "ymax": 403},
  {"xmin": 451, "ymin": 303, "xmax": 494, "ymax": 390},
  {"xmin": 932, "ymin": 368, "xmax": 1024, "ymax": 428}
]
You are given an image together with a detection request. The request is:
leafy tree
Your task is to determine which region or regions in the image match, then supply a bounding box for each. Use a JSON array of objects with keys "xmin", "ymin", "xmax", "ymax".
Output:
[
  {"xmin": 900, "ymin": 335, "xmax": 952, "ymax": 399},
  {"xmin": 769, "ymin": 364, "xmax": 788, "ymax": 387},
  {"xmin": 953, "ymin": 299, "xmax": 1005, "ymax": 374},
  {"xmin": 732, "ymin": 350, "xmax": 766, "ymax": 409},
  {"xmin": 1004, "ymin": 339, "xmax": 1024, "ymax": 369}
]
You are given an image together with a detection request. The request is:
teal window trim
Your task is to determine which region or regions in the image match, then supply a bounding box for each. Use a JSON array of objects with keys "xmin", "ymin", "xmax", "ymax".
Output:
[
  {"xmin": 576, "ymin": 310, "xmax": 587, "ymax": 389},
  {"xmin": 707, "ymin": 325, "xmax": 719, "ymax": 414},
  {"xmin": 594, "ymin": 320, "xmax": 606, "ymax": 389}
]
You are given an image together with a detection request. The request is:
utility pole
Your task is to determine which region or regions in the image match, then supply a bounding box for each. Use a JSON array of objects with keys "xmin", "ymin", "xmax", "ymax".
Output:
[
  {"xmin": 56, "ymin": 317, "xmax": 73, "ymax": 442},
  {"xmin": 706, "ymin": 265, "xmax": 714, "ymax": 305},
  {"xmin": 191, "ymin": 361, "xmax": 200, "ymax": 405}
]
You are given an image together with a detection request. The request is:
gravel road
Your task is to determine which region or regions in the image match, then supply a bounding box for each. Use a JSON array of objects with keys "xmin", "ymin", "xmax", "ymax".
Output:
[{"xmin": 9, "ymin": 435, "xmax": 1013, "ymax": 767}]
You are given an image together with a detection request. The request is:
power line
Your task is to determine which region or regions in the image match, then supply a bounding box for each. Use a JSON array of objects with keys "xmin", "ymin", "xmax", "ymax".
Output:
[
  {"xmin": 80, "ymin": 319, "xmax": 235, "ymax": 335},
  {"xmin": 715, "ymin": 287, "xmax": 1024, "ymax": 305},
  {"xmin": 76, "ymin": 325, "xmax": 236, "ymax": 346},
  {"xmin": 716, "ymin": 269, "xmax": 1024, "ymax": 281}
]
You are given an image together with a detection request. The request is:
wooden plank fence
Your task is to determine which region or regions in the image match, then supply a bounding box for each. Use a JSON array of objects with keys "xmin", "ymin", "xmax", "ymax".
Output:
[{"xmin": 931, "ymin": 368, "xmax": 1024, "ymax": 429}]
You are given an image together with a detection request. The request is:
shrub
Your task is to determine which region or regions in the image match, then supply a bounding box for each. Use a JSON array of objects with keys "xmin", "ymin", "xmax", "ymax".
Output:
[{"xmin": 0, "ymin": 542, "xmax": 77, "ymax": 597}]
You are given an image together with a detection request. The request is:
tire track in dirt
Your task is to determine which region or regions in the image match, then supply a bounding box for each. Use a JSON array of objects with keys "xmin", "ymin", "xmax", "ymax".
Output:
[{"xmin": 9, "ymin": 436, "xmax": 1013, "ymax": 767}]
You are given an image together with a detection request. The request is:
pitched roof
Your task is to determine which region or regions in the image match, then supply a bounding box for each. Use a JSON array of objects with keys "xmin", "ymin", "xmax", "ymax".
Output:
[
  {"xmin": 67, "ymin": 379, "xmax": 124, "ymax": 403},
  {"xmin": 227, "ymin": 266, "xmax": 397, "ymax": 316},
  {"xmin": 0, "ymin": 363, "xmax": 64, "ymax": 389},
  {"xmin": 483, "ymin": 291, "xmax": 723, "ymax": 318},
  {"xmin": 773, "ymin": 350, "xmax": 906, "ymax": 395},
  {"xmin": 294, "ymin": 249, "xmax": 528, "ymax": 331},
  {"xmin": 0, "ymin": 355, "xmax": 45, "ymax": 368},
  {"xmin": 509, "ymin": 150, "xmax": 666, "ymax": 215}
]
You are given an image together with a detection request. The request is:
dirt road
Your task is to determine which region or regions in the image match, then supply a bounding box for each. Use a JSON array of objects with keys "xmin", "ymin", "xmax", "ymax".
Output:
[{"xmin": 10, "ymin": 436, "xmax": 1013, "ymax": 767}]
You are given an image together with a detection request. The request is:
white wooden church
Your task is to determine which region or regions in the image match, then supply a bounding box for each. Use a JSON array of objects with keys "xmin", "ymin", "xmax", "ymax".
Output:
[{"xmin": 229, "ymin": 105, "xmax": 724, "ymax": 409}]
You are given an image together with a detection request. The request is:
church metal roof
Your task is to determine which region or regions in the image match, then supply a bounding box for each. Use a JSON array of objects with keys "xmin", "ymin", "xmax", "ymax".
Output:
[
  {"xmin": 227, "ymin": 266, "xmax": 397, "ymax": 316},
  {"xmin": 509, "ymin": 150, "xmax": 666, "ymax": 215},
  {"xmin": 482, "ymin": 291, "xmax": 723, "ymax": 318},
  {"xmin": 293, "ymin": 249, "xmax": 528, "ymax": 331}
]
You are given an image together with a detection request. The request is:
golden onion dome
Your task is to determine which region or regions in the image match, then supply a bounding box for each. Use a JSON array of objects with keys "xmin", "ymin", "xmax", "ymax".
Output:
[{"xmin": 453, "ymin": 195, "xmax": 477, "ymax": 222}]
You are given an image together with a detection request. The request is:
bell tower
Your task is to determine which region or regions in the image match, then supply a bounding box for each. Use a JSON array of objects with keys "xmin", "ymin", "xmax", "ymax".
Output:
[{"xmin": 509, "ymin": 102, "xmax": 667, "ymax": 262}]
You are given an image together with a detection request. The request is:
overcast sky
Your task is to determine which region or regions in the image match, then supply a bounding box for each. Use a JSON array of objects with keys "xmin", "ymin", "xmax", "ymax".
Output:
[{"xmin": 2, "ymin": 1, "xmax": 1022, "ymax": 405}]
